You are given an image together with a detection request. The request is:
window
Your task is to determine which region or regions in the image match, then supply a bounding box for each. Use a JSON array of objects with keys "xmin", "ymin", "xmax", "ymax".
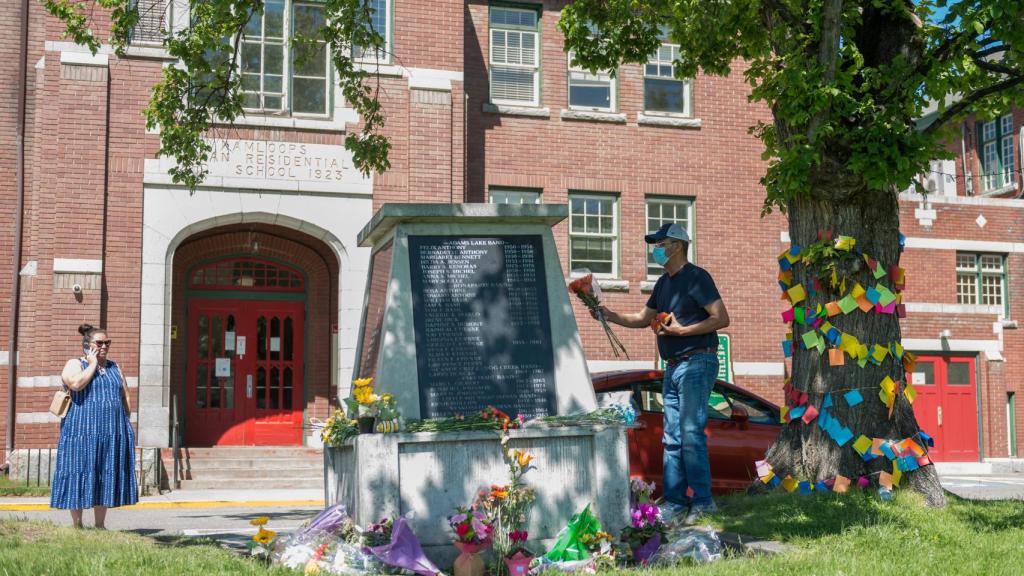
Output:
[
  {"xmin": 489, "ymin": 5, "xmax": 541, "ymax": 106},
  {"xmin": 241, "ymin": 1, "xmax": 331, "ymax": 116},
  {"xmin": 130, "ymin": 0, "xmax": 170, "ymax": 44},
  {"xmin": 567, "ymin": 51, "xmax": 614, "ymax": 111},
  {"xmin": 956, "ymin": 253, "xmax": 1007, "ymax": 315},
  {"xmin": 569, "ymin": 193, "xmax": 618, "ymax": 276},
  {"xmin": 645, "ymin": 197, "xmax": 693, "ymax": 276},
  {"xmin": 490, "ymin": 187, "xmax": 541, "ymax": 204},
  {"xmin": 980, "ymin": 113, "xmax": 1016, "ymax": 192},
  {"xmin": 353, "ymin": 0, "xmax": 391, "ymax": 62},
  {"xmin": 644, "ymin": 43, "xmax": 691, "ymax": 115},
  {"xmin": 637, "ymin": 381, "xmax": 775, "ymax": 425}
]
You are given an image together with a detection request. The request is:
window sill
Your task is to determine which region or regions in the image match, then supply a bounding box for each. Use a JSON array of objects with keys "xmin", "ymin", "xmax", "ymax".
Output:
[
  {"xmin": 483, "ymin": 103, "xmax": 551, "ymax": 118},
  {"xmin": 223, "ymin": 113, "xmax": 351, "ymax": 131},
  {"xmin": 560, "ymin": 109, "xmax": 626, "ymax": 123},
  {"xmin": 122, "ymin": 44, "xmax": 175, "ymax": 60},
  {"xmin": 566, "ymin": 276, "xmax": 630, "ymax": 292},
  {"xmin": 637, "ymin": 113, "xmax": 702, "ymax": 129},
  {"xmin": 640, "ymin": 280, "xmax": 658, "ymax": 293},
  {"xmin": 979, "ymin": 183, "xmax": 1019, "ymax": 197}
]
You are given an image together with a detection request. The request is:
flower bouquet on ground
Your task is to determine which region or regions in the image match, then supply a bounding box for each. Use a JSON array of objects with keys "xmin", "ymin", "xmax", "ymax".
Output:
[
  {"xmin": 620, "ymin": 502, "xmax": 667, "ymax": 565},
  {"xmin": 449, "ymin": 506, "xmax": 493, "ymax": 576},
  {"xmin": 580, "ymin": 531, "xmax": 617, "ymax": 570},
  {"xmin": 319, "ymin": 409, "xmax": 359, "ymax": 446},
  {"xmin": 504, "ymin": 531, "xmax": 534, "ymax": 576},
  {"xmin": 568, "ymin": 272, "xmax": 629, "ymax": 359},
  {"xmin": 247, "ymin": 516, "xmax": 278, "ymax": 563},
  {"xmin": 477, "ymin": 436, "xmax": 536, "ymax": 576}
]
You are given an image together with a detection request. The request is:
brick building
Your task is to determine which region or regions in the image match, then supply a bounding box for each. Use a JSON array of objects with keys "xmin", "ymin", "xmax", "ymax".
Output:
[{"xmin": 0, "ymin": 1, "xmax": 1020, "ymax": 469}]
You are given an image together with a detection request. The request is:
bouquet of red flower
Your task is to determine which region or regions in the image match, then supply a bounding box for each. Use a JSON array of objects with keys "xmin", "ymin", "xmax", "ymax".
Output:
[
  {"xmin": 448, "ymin": 506, "xmax": 493, "ymax": 545},
  {"xmin": 568, "ymin": 273, "xmax": 629, "ymax": 359}
]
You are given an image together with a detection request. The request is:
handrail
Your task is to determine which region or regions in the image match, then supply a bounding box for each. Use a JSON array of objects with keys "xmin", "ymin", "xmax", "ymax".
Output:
[{"xmin": 172, "ymin": 397, "xmax": 181, "ymax": 490}]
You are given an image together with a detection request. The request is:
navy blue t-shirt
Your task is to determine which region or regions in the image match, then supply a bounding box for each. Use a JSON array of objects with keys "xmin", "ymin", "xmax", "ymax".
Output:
[{"xmin": 645, "ymin": 262, "xmax": 722, "ymax": 360}]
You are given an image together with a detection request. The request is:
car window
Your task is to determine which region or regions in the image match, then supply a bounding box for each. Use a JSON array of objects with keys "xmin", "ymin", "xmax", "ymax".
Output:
[
  {"xmin": 722, "ymin": 388, "xmax": 777, "ymax": 424},
  {"xmin": 637, "ymin": 381, "xmax": 731, "ymax": 420}
]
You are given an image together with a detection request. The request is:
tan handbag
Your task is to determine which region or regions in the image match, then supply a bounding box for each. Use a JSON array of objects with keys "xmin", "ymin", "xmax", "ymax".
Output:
[{"xmin": 49, "ymin": 387, "xmax": 71, "ymax": 418}]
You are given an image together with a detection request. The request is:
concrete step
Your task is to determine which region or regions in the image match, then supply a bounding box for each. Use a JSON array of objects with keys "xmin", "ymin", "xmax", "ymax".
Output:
[
  {"xmin": 177, "ymin": 477, "xmax": 325, "ymax": 491},
  {"xmin": 170, "ymin": 447, "xmax": 322, "ymax": 459},
  {"xmin": 182, "ymin": 457, "xmax": 324, "ymax": 470},
  {"xmin": 986, "ymin": 458, "xmax": 1024, "ymax": 473},
  {"xmin": 180, "ymin": 467, "xmax": 324, "ymax": 480}
]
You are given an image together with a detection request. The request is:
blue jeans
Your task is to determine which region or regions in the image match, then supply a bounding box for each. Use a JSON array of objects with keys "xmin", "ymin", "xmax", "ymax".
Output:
[{"xmin": 662, "ymin": 352, "xmax": 718, "ymax": 509}]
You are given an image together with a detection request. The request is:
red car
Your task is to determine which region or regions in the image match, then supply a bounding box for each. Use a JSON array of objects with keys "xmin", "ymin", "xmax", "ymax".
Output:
[{"xmin": 592, "ymin": 370, "xmax": 782, "ymax": 495}]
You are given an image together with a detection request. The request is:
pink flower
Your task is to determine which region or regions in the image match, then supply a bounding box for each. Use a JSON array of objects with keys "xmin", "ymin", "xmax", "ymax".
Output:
[
  {"xmin": 450, "ymin": 513, "xmax": 467, "ymax": 525},
  {"xmin": 471, "ymin": 517, "xmax": 489, "ymax": 536},
  {"xmin": 456, "ymin": 523, "xmax": 470, "ymax": 537}
]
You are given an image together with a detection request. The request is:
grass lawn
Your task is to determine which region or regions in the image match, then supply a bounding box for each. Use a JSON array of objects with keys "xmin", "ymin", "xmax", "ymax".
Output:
[
  {"xmin": 0, "ymin": 475, "xmax": 50, "ymax": 497},
  {"xmin": 0, "ymin": 519, "xmax": 294, "ymax": 575},
  {"xmin": 0, "ymin": 492, "xmax": 1021, "ymax": 575},
  {"xmin": 639, "ymin": 490, "xmax": 1024, "ymax": 576}
]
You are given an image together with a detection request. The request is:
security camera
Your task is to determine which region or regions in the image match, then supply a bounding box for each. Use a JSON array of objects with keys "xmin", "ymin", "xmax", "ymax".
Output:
[{"xmin": 72, "ymin": 284, "xmax": 83, "ymax": 294}]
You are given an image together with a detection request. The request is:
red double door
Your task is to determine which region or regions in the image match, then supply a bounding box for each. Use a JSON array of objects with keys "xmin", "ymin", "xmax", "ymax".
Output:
[
  {"xmin": 186, "ymin": 300, "xmax": 304, "ymax": 446},
  {"xmin": 910, "ymin": 355, "xmax": 979, "ymax": 462}
]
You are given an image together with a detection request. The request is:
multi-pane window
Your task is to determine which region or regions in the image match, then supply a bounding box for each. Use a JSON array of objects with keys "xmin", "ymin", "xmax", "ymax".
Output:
[
  {"xmin": 569, "ymin": 193, "xmax": 618, "ymax": 276},
  {"xmin": 644, "ymin": 43, "xmax": 691, "ymax": 115},
  {"xmin": 490, "ymin": 187, "xmax": 541, "ymax": 204},
  {"xmin": 353, "ymin": 0, "xmax": 391, "ymax": 61},
  {"xmin": 130, "ymin": 0, "xmax": 188, "ymax": 44},
  {"xmin": 489, "ymin": 6, "xmax": 540, "ymax": 106},
  {"xmin": 241, "ymin": 1, "xmax": 331, "ymax": 116},
  {"xmin": 980, "ymin": 113, "xmax": 1016, "ymax": 191},
  {"xmin": 567, "ymin": 51, "xmax": 614, "ymax": 111},
  {"xmin": 646, "ymin": 197, "xmax": 693, "ymax": 276},
  {"xmin": 956, "ymin": 253, "xmax": 1008, "ymax": 315}
]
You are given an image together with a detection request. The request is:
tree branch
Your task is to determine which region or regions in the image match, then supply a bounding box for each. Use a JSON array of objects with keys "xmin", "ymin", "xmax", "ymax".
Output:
[
  {"xmin": 808, "ymin": 0, "xmax": 842, "ymax": 142},
  {"xmin": 923, "ymin": 74, "xmax": 1024, "ymax": 134},
  {"xmin": 972, "ymin": 55, "xmax": 1017, "ymax": 76}
]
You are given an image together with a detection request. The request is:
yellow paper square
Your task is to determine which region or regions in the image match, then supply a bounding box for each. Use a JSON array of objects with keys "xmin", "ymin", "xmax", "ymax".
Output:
[
  {"xmin": 787, "ymin": 284, "xmax": 807, "ymax": 304},
  {"xmin": 872, "ymin": 345, "xmax": 890, "ymax": 363},
  {"xmin": 904, "ymin": 383, "xmax": 917, "ymax": 404},
  {"xmin": 892, "ymin": 462, "xmax": 903, "ymax": 488},
  {"xmin": 782, "ymin": 476, "xmax": 799, "ymax": 493},
  {"xmin": 880, "ymin": 376, "xmax": 896, "ymax": 394},
  {"xmin": 851, "ymin": 283, "xmax": 866, "ymax": 298},
  {"xmin": 853, "ymin": 435, "xmax": 872, "ymax": 454}
]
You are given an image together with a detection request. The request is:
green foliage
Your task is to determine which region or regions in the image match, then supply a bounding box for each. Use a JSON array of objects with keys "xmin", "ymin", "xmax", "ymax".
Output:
[
  {"xmin": 0, "ymin": 474, "xmax": 51, "ymax": 497},
  {"xmin": 43, "ymin": 0, "xmax": 392, "ymax": 190},
  {"xmin": 562, "ymin": 1, "xmax": 1024, "ymax": 213}
]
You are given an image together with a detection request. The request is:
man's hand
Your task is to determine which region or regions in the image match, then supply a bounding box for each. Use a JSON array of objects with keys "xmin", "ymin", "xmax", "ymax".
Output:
[
  {"xmin": 590, "ymin": 305, "xmax": 609, "ymax": 321},
  {"xmin": 653, "ymin": 313, "xmax": 687, "ymax": 337}
]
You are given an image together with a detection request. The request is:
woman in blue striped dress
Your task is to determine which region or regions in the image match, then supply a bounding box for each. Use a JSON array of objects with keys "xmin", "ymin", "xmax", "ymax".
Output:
[{"xmin": 50, "ymin": 324, "xmax": 138, "ymax": 528}]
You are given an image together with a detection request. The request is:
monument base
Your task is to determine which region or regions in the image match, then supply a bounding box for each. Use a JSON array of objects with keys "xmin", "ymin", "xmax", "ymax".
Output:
[{"xmin": 324, "ymin": 425, "xmax": 631, "ymax": 566}]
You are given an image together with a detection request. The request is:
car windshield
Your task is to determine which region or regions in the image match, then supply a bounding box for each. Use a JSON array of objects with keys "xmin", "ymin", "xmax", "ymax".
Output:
[{"xmin": 636, "ymin": 380, "xmax": 777, "ymax": 424}]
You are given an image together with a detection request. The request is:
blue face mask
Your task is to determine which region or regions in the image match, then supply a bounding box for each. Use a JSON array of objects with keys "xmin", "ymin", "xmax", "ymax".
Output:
[{"xmin": 652, "ymin": 246, "xmax": 670, "ymax": 266}]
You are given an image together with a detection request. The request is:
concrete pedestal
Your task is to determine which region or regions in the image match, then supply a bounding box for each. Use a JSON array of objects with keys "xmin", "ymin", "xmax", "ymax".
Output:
[{"xmin": 324, "ymin": 425, "xmax": 630, "ymax": 565}]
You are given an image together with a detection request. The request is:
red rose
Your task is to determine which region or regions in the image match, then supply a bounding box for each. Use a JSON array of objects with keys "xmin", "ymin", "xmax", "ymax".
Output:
[{"xmin": 456, "ymin": 523, "xmax": 470, "ymax": 537}]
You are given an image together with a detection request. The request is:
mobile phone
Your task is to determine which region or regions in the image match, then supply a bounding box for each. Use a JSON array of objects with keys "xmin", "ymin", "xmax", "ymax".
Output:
[{"xmin": 83, "ymin": 344, "xmax": 93, "ymax": 356}]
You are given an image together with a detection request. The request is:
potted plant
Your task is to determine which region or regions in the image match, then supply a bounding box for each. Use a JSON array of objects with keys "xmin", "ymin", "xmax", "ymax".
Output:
[
  {"xmin": 345, "ymin": 378, "xmax": 382, "ymax": 433},
  {"xmin": 503, "ymin": 531, "xmax": 533, "ymax": 576},
  {"xmin": 448, "ymin": 506, "xmax": 493, "ymax": 576},
  {"xmin": 619, "ymin": 502, "xmax": 667, "ymax": 565}
]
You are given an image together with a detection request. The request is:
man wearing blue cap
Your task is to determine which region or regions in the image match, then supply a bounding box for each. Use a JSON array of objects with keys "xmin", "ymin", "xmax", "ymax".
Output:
[{"xmin": 595, "ymin": 222, "xmax": 729, "ymax": 524}]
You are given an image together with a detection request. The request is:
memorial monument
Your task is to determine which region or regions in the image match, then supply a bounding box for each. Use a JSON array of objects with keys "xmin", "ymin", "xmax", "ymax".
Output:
[{"xmin": 325, "ymin": 204, "xmax": 629, "ymax": 563}]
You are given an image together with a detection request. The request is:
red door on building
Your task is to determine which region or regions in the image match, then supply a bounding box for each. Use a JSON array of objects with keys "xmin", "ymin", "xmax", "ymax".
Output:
[
  {"xmin": 184, "ymin": 257, "xmax": 306, "ymax": 446},
  {"xmin": 909, "ymin": 355, "xmax": 979, "ymax": 462}
]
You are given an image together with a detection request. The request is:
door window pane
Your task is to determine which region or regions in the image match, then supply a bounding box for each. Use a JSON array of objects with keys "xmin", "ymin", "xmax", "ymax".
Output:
[
  {"xmin": 284, "ymin": 317, "xmax": 294, "ymax": 361},
  {"xmin": 257, "ymin": 367, "xmax": 267, "ymax": 409},
  {"xmin": 196, "ymin": 364, "xmax": 208, "ymax": 408},
  {"xmin": 283, "ymin": 367, "xmax": 293, "ymax": 410},
  {"xmin": 948, "ymin": 362, "xmax": 971, "ymax": 385},
  {"xmin": 912, "ymin": 361, "xmax": 935, "ymax": 385},
  {"xmin": 197, "ymin": 315, "xmax": 209, "ymax": 359},
  {"xmin": 209, "ymin": 368, "xmax": 221, "ymax": 408},
  {"xmin": 270, "ymin": 317, "xmax": 281, "ymax": 361},
  {"xmin": 270, "ymin": 367, "xmax": 281, "ymax": 409},
  {"xmin": 257, "ymin": 316, "xmax": 267, "ymax": 361}
]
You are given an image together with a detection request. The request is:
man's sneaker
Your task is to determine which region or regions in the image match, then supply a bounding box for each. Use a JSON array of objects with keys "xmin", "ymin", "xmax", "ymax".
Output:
[{"xmin": 683, "ymin": 502, "xmax": 718, "ymax": 525}]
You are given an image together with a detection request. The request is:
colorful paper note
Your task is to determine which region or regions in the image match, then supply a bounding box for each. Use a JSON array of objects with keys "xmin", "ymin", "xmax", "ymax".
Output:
[
  {"xmin": 802, "ymin": 330, "xmax": 823, "ymax": 350},
  {"xmin": 822, "ymin": 394, "xmax": 833, "ymax": 409},
  {"xmin": 814, "ymin": 480, "xmax": 830, "ymax": 492},
  {"xmin": 801, "ymin": 405, "xmax": 820, "ymax": 424},
  {"xmin": 896, "ymin": 304, "xmax": 906, "ymax": 318},
  {"xmin": 871, "ymin": 438, "xmax": 885, "ymax": 456},
  {"xmin": 782, "ymin": 476, "xmax": 798, "ymax": 493},
  {"xmin": 798, "ymin": 481, "xmax": 813, "ymax": 495},
  {"xmin": 834, "ymin": 236, "xmax": 856, "ymax": 251},
  {"xmin": 829, "ymin": 348, "xmax": 845, "ymax": 366},
  {"xmin": 837, "ymin": 295, "xmax": 857, "ymax": 315},
  {"xmin": 779, "ymin": 406, "xmax": 789, "ymax": 423},
  {"xmin": 877, "ymin": 285, "xmax": 897, "ymax": 306},
  {"xmin": 787, "ymin": 284, "xmax": 807, "ymax": 304},
  {"xmin": 844, "ymin": 390, "xmax": 863, "ymax": 407},
  {"xmin": 865, "ymin": 287, "xmax": 882, "ymax": 305},
  {"xmin": 794, "ymin": 307, "xmax": 806, "ymax": 325},
  {"xmin": 856, "ymin": 295, "xmax": 874, "ymax": 312},
  {"xmin": 918, "ymin": 430, "xmax": 934, "ymax": 447},
  {"xmin": 833, "ymin": 475, "xmax": 850, "ymax": 493},
  {"xmin": 826, "ymin": 301, "xmax": 841, "ymax": 316},
  {"xmin": 789, "ymin": 405, "xmax": 807, "ymax": 420},
  {"xmin": 892, "ymin": 462, "xmax": 903, "ymax": 487},
  {"xmin": 833, "ymin": 427, "xmax": 854, "ymax": 447},
  {"xmin": 783, "ymin": 340, "xmax": 793, "ymax": 357},
  {"xmin": 873, "ymin": 264, "xmax": 888, "ymax": 280},
  {"xmin": 781, "ymin": 308, "xmax": 795, "ymax": 323},
  {"xmin": 879, "ymin": 471, "xmax": 893, "ymax": 490},
  {"xmin": 876, "ymin": 301, "xmax": 897, "ymax": 314},
  {"xmin": 851, "ymin": 283, "xmax": 866, "ymax": 298},
  {"xmin": 853, "ymin": 435, "xmax": 872, "ymax": 455},
  {"xmin": 871, "ymin": 345, "xmax": 890, "ymax": 364},
  {"xmin": 904, "ymin": 382, "xmax": 917, "ymax": 404}
]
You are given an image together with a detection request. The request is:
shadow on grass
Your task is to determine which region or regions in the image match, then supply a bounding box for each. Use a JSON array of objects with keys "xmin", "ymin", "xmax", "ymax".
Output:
[{"xmin": 710, "ymin": 490, "xmax": 911, "ymax": 541}]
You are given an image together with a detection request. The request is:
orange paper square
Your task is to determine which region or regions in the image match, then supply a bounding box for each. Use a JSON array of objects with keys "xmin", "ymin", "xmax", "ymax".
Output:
[
  {"xmin": 829, "ymin": 348, "xmax": 845, "ymax": 366},
  {"xmin": 833, "ymin": 475, "xmax": 850, "ymax": 493},
  {"xmin": 871, "ymin": 438, "xmax": 885, "ymax": 456},
  {"xmin": 856, "ymin": 295, "xmax": 874, "ymax": 312},
  {"xmin": 879, "ymin": 471, "xmax": 893, "ymax": 490},
  {"xmin": 825, "ymin": 301, "xmax": 841, "ymax": 317}
]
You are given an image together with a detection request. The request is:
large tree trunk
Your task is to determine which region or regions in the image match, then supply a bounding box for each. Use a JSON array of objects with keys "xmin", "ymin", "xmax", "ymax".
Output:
[{"xmin": 760, "ymin": 178, "xmax": 945, "ymax": 507}]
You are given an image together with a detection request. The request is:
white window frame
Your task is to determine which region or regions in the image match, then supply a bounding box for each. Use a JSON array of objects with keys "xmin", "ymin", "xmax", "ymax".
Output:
[
  {"xmin": 488, "ymin": 5, "xmax": 541, "ymax": 107},
  {"xmin": 130, "ymin": 0, "xmax": 189, "ymax": 45},
  {"xmin": 567, "ymin": 51, "xmax": 615, "ymax": 112},
  {"xmin": 645, "ymin": 197, "xmax": 694, "ymax": 278},
  {"xmin": 240, "ymin": 0, "xmax": 332, "ymax": 118},
  {"xmin": 352, "ymin": 0, "xmax": 393, "ymax": 64},
  {"xmin": 956, "ymin": 252, "xmax": 1008, "ymax": 316},
  {"xmin": 643, "ymin": 43, "xmax": 692, "ymax": 116},
  {"xmin": 489, "ymin": 187, "xmax": 542, "ymax": 204},
  {"xmin": 568, "ymin": 193, "xmax": 619, "ymax": 278},
  {"xmin": 980, "ymin": 113, "xmax": 1016, "ymax": 192}
]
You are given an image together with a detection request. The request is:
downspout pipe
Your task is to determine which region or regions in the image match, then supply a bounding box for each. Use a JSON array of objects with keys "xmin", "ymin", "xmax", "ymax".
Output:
[{"xmin": 7, "ymin": 0, "xmax": 30, "ymax": 459}]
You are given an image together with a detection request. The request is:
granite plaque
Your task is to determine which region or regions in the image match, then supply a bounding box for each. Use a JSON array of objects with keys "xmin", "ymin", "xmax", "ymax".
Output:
[{"xmin": 409, "ymin": 235, "xmax": 556, "ymax": 418}]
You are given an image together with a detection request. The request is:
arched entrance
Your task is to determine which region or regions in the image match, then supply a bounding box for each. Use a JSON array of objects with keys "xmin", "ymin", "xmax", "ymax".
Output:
[{"xmin": 171, "ymin": 224, "xmax": 339, "ymax": 447}]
